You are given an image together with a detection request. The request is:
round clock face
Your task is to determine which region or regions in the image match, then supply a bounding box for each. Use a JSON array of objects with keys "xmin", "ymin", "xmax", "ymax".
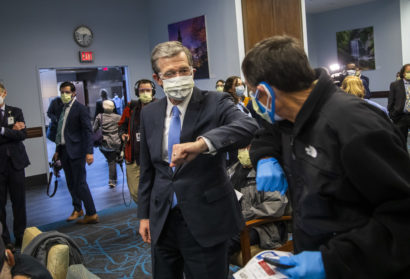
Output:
[{"xmin": 74, "ymin": 25, "xmax": 93, "ymax": 47}]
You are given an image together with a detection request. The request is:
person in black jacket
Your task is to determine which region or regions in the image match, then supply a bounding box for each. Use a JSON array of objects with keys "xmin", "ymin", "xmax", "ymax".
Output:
[
  {"xmin": 0, "ymin": 82, "xmax": 30, "ymax": 248},
  {"xmin": 388, "ymin": 63, "xmax": 410, "ymax": 142},
  {"xmin": 46, "ymin": 96, "xmax": 63, "ymax": 142},
  {"xmin": 242, "ymin": 36, "xmax": 410, "ymax": 278}
]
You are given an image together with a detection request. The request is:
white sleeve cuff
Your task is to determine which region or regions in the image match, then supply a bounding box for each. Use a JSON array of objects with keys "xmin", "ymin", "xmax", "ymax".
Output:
[{"xmin": 198, "ymin": 136, "xmax": 217, "ymax": 155}]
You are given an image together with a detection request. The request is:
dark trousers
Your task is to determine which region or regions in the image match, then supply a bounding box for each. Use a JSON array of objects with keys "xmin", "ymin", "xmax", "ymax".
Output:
[
  {"xmin": 394, "ymin": 114, "xmax": 410, "ymax": 143},
  {"xmin": 0, "ymin": 158, "xmax": 26, "ymax": 244},
  {"xmin": 100, "ymin": 148, "xmax": 118, "ymax": 185},
  {"xmin": 152, "ymin": 207, "xmax": 229, "ymax": 279},
  {"xmin": 60, "ymin": 146, "xmax": 96, "ymax": 216}
]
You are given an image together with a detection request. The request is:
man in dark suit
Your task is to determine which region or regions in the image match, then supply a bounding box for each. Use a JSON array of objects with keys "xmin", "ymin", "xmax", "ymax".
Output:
[
  {"xmin": 388, "ymin": 63, "xmax": 410, "ymax": 142},
  {"xmin": 0, "ymin": 82, "xmax": 30, "ymax": 247},
  {"xmin": 53, "ymin": 81, "xmax": 98, "ymax": 224},
  {"xmin": 138, "ymin": 41, "xmax": 258, "ymax": 279}
]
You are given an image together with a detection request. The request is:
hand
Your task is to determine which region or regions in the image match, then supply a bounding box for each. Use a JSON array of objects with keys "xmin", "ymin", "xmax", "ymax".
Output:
[
  {"xmin": 278, "ymin": 251, "xmax": 326, "ymax": 279},
  {"xmin": 121, "ymin": 134, "xmax": 129, "ymax": 142},
  {"xmin": 52, "ymin": 152, "xmax": 59, "ymax": 162},
  {"xmin": 139, "ymin": 219, "xmax": 151, "ymax": 243},
  {"xmin": 256, "ymin": 157, "xmax": 288, "ymax": 194},
  {"xmin": 12, "ymin": 121, "xmax": 25, "ymax": 130},
  {"xmin": 86, "ymin": 154, "xmax": 94, "ymax": 165},
  {"xmin": 170, "ymin": 138, "xmax": 208, "ymax": 167}
]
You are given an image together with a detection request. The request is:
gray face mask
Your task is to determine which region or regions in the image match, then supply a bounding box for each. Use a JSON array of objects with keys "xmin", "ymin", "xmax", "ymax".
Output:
[
  {"xmin": 0, "ymin": 95, "xmax": 3, "ymax": 105},
  {"xmin": 162, "ymin": 75, "xmax": 195, "ymax": 101}
]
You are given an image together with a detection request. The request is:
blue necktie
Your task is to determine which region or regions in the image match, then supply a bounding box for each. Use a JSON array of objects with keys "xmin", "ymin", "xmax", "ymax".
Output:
[{"xmin": 168, "ymin": 106, "xmax": 180, "ymax": 208}]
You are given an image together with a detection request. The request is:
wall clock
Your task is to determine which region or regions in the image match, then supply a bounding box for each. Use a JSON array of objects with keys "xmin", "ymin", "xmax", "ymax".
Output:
[{"xmin": 74, "ymin": 25, "xmax": 93, "ymax": 47}]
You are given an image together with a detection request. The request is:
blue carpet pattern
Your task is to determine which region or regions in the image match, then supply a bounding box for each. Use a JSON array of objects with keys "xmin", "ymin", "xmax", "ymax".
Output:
[
  {"xmin": 39, "ymin": 204, "xmax": 152, "ymax": 279},
  {"xmin": 38, "ymin": 203, "xmax": 241, "ymax": 278}
]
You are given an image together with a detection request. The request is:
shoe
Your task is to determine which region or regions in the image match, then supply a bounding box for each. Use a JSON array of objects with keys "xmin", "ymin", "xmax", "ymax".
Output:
[
  {"xmin": 109, "ymin": 183, "xmax": 116, "ymax": 188},
  {"xmin": 76, "ymin": 214, "xmax": 99, "ymax": 224},
  {"xmin": 67, "ymin": 209, "xmax": 84, "ymax": 221}
]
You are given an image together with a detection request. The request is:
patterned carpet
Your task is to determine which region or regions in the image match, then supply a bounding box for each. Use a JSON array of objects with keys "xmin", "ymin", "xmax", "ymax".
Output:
[{"xmin": 39, "ymin": 203, "xmax": 152, "ymax": 279}]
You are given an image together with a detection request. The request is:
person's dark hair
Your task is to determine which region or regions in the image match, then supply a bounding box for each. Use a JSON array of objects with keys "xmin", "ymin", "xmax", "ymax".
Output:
[
  {"xmin": 134, "ymin": 79, "xmax": 156, "ymax": 97},
  {"xmin": 399, "ymin": 63, "xmax": 410, "ymax": 79},
  {"xmin": 215, "ymin": 79, "xmax": 225, "ymax": 86},
  {"xmin": 100, "ymin": 89, "xmax": 108, "ymax": 100},
  {"xmin": 223, "ymin": 76, "xmax": 241, "ymax": 104},
  {"xmin": 242, "ymin": 35, "xmax": 315, "ymax": 92},
  {"xmin": 59, "ymin": 81, "xmax": 76, "ymax": 92}
]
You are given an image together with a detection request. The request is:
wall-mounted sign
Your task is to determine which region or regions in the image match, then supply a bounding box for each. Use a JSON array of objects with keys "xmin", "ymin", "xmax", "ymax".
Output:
[{"xmin": 79, "ymin": 51, "xmax": 94, "ymax": 63}]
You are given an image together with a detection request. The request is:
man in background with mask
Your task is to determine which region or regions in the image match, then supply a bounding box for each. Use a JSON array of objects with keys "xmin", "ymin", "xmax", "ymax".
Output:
[
  {"xmin": 138, "ymin": 41, "xmax": 258, "ymax": 278},
  {"xmin": 215, "ymin": 79, "xmax": 225, "ymax": 92},
  {"xmin": 0, "ymin": 82, "xmax": 29, "ymax": 248},
  {"xmin": 243, "ymin": 35, "xmax": 410, "ymax": 278},
  {"xmin": 118, "ymin": 79, "xmax": 156, "ymax": 203},
  {"xmin": 53, "ymin": 82, "xmax": 98, "ymax": 224},
  {"xmin": 388, "ymin": 63, "xmax": 410, "ymax": 143}
]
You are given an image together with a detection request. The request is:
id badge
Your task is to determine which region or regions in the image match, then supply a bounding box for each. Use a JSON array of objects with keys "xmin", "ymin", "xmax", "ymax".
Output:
[
  {"xmin": 7, "ymin": 116, "xmax": 14, "ymax": 125},
  {"xmin": 136, "ymin": 132, "xmax": 140, "ymax": 142}
]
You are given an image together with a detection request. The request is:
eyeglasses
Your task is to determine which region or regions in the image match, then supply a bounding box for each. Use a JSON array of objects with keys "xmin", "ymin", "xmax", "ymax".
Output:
[{"xmin": 159, "ymin": 67, "xmax": 192, "ymax": 79}]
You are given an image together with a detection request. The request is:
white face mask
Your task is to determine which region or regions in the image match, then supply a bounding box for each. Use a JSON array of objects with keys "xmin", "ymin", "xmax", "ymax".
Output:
[
  {"xmin": 0, "ymin": 95, "xmax": 4, "ymax": 105},
  {"xmin": 235, "ymin": 85, "xmax": 245, "ymax": 96},
  {"xmin": 346, "ymin": 69, "xmax": 356, "ymax": 76},
  {"xmin": 162, "ymin": 75, "xmax": 195, "ymax": 101}
]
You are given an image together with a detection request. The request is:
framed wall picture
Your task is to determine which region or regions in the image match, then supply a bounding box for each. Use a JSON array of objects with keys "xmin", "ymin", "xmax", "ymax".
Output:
[
  {"xmin": 168, "ymin": 15, "xmax": 210, "ymax": 79},
  {"xmin": 336, "ymin": 26, "xmax": 375, "ymax": 70}
]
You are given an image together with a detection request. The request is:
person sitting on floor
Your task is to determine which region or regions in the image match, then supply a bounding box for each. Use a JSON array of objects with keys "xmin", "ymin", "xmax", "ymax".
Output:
[{"xmin": 227, "ymin": 146, "xmax": 289, "ymax": 258}]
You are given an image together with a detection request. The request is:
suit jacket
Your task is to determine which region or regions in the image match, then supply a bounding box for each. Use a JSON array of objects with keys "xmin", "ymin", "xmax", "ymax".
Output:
[
  {"xmin": 0, "ymin": 105, "xmax": 30, "ymax": 171},
  {"xmin": 46, "ymin": 97, "xmax": 63, "ymax": 142},
  {"xmin": 138, "ymin": 88, "xmax": 259, "ymax": 247},
  {"xmin": 57, "ymin": 100, "xmax": 93, "ymax": 160},
  {"xmin": 388, "ymin": 79, "xmax": 407, "ymax": 121}
]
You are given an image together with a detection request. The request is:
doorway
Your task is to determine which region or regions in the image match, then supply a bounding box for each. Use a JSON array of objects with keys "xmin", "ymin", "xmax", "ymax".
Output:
[
  {"xmin": 38, "ymin": 66, "xmax": 130, "ymax": 212},
  {"xmin": 39, "ymin": 66, "xmax": 129, "ymax": 161}
]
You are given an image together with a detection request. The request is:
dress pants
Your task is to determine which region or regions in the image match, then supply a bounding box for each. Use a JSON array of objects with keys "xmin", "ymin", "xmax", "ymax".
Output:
[
  {"xmin": 0, "ymin": 157, "xmax": 26, "ymax": 244},
  {"xmin": 60, "ymin": 146, "xmax": 96, "ymax": 215},
  {"xmin": 100, "ymin": 148, "xmax": 118, "ymax": 186},
  {"xmin": 152, "ymin": 207, "xmax": 229, "ymax": 279},
  {"xmin": 394, "ymin": 113, "xmax": 410, "ymax": 143},
  {"xmin": 125, "ymin": 161, "xmax": 140, "ymax": 203}
]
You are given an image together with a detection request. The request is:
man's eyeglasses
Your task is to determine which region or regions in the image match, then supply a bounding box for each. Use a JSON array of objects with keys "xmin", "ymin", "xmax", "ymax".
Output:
[{"xmin": 159, "ymin": 67, "xmax": 192, "ymax": 79}]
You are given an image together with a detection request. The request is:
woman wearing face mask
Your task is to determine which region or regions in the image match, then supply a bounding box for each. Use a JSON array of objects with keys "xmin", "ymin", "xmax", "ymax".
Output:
[{"xmin": 223, "ymin": 76, "xmax": 251, "ymax": 117}]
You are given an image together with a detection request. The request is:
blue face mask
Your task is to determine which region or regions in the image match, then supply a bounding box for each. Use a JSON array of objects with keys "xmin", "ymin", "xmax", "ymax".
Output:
[{"xmin": 251, "ymin": 82, "xmax": 283, "ymax": 123}]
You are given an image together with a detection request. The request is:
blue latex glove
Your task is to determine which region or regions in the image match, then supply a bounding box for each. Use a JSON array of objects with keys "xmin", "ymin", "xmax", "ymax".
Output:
[
  {"xmin": 256, "ymin": 158, "xmax": 288, "ymax": 194},
  {"xmin": 278, "ymin": 251, "xmax": 326, "ymax": 279}
]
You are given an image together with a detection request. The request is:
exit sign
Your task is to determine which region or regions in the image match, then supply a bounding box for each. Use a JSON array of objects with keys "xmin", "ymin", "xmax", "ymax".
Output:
[{"xmin": 79, "ymin": 51, "xmax": 94, "ymax": 62}]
